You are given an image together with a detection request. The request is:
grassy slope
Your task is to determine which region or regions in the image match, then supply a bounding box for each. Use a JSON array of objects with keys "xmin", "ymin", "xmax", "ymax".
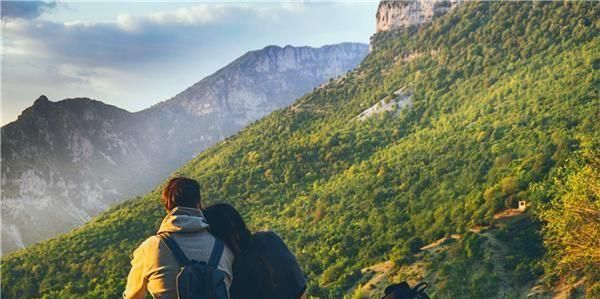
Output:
[{"xmin": 2, "ymin": 2, "xmax": 598, "ymax": 298}]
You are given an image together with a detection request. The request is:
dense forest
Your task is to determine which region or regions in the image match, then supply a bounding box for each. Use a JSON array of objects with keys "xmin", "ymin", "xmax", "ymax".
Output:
[{"xmin": 2, "ymin": 1, "xmax": 598, "ymax": 298}]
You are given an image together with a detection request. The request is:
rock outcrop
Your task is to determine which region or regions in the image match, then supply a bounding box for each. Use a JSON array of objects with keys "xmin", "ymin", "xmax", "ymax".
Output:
[{"xmin": 376, "ymin": 0, "xmax": 461, "ymax": 32}]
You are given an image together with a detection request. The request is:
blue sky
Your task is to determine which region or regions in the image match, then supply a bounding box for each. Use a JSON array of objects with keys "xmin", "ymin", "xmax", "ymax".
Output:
[{"xmin": 1, "ymin": 1, "xmax": 378, "ymax": 125}]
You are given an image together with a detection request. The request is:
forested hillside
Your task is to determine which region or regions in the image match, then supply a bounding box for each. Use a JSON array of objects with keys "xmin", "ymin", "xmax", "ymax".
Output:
[
  {"xmin": 1, "ymin": 43, "xmax": 367, "ymax": 254},
  {"xmin": 2, "ymin": 1, "xmax": 598, "ymax": 298}
]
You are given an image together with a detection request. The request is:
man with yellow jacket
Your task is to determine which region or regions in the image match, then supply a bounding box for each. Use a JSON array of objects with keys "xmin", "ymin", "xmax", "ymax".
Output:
[{"xmin": 123, "ymin": 177, "xmax": 234, "ymax": 299}]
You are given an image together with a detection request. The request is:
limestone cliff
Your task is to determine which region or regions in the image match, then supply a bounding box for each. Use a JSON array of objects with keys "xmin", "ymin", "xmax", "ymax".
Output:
[{"xmin": 376, "ymin": 0, "xmax": 461, "ymax": 32}]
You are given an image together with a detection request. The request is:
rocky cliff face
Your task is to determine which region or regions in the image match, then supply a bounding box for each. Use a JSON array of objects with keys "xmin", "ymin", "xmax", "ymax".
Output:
[
  {"xmin": 1, "ymin": 96, "xmax": 156, "ymax": 251},
  {"xmin": 137, "ymin": 42, "xmax": 369, "ymax": 170},
  {"xmin": 1, "ymin": 42, "xmax": 369, "ymax": 254},
  {"xmin": 1, "ymin": 96, "xmax": 150, "ymax": 252},
  {"xmin": 376, "ymin": 0, "xmax": 461, "ymax": 32}
]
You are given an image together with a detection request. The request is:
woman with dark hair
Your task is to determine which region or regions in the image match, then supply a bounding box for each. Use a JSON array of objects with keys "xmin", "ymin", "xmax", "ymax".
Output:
[{"xmin": 203, "ymin": 203, "xmax": 307, "ymax": 299}]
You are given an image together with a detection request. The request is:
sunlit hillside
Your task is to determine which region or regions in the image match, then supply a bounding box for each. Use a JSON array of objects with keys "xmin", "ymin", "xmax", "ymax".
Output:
[{"xmin": 2, "ymin": 1, "xmax": 598, "ymax": 298}]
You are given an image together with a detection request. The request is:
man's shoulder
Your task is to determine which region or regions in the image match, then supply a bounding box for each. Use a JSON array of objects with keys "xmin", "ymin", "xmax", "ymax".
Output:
[{"xmin": 135, "ymin": 235, "xmax": 162, "ymax": 252}]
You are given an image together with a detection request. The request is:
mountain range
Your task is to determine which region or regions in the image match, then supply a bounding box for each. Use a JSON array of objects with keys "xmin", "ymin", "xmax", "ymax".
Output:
[
  {"xmin": 0, "ymin": 42, "xmax": 369, "ymax": 254},
  {"xmin": 2, "ymin": 0, "xmax": 599, "ymax": 298}
]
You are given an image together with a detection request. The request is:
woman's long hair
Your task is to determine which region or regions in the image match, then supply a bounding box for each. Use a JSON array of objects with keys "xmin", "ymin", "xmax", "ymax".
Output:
[
  {"xmin": 203, "ymin": 203, "xmax": 253, "ymax": 256},
  {"xmin": 203, "ymin": 203, "xmax": 275, "ymax": 292}
]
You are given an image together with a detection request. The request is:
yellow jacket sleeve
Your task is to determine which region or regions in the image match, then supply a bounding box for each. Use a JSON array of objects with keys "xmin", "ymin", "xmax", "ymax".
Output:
[{"xmin": 123, "ymin": 241, "xmax": 149, "ymax": 299}]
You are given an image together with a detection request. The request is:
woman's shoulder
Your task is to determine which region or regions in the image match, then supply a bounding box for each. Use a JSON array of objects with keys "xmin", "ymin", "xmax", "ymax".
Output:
[
  {"xmin": 253, "ymin": 230, "xmax": 285, "ymax": 245},
  {"xmin": 254, "ymin": 230, "xmax": 279, "ymax": 239},
  {"xmin": 253, "ymin": 231, "xmax": 296, "ymax": 257}
]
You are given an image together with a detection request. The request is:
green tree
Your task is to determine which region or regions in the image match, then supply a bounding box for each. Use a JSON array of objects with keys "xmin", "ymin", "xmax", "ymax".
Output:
[{"xmin": 540, "ymin": 148, "xmax": 600, "ymax": 291}]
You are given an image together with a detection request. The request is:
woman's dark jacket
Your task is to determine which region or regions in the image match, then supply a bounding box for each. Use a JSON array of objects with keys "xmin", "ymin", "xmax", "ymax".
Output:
[{"xmin": 230, "ymin": 231, "xmax": 306, "ymax": 299}]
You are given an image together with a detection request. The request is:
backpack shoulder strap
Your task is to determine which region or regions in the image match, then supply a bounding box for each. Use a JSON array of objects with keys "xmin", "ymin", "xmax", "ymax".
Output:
[
  {"xmin": 158, "ymin": 232, "xmax": 190, "ymax": 267},
  {"xmin": 413, "ymin": 282, "xmax": 429, "ymax": 293},
  {"xmin": 208, "ymin": 238, "xmax": 225, "ymax": 268}
]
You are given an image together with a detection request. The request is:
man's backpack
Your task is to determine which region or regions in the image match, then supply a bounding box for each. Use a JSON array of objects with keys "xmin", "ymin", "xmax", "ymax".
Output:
[
  {"xmin": 159, "ymin": 233, "xmax": 228, "ymax": 299},
  {"xmin": 382, "ymin": 281, "xmax": 430, "ymax": 299}
]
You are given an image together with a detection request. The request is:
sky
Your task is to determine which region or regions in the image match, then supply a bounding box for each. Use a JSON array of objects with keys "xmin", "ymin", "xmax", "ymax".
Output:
[{"xmin": 1, "ymin": 1, "xmax": 378, "ymax": 125}]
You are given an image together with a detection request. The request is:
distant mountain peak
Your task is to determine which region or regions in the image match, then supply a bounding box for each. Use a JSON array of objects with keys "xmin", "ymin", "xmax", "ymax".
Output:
[
  {"xmin": 33, "ymin": 95, "xmax": 50, "ymax": 106},
  {"xmin": 151, "ymin": 43, "xmax": 368, "ymax": 117}
]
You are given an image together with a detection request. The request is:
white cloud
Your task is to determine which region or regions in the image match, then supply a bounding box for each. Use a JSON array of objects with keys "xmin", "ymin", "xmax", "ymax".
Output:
[
  {"xmin": 63, "ymin": 20, "xmax": 98, "ymax": 27},
  {"xmin": 116, "ymin": 5, "xmax": 229, "ymax": 32},
  {"xmin": 114, "ymin": 3, "xmax": 301, "ymax": 32},
  {"xmin": 280, "ymin": 1, "xmax": 307, "ymax": 13},
  {"xmin": 147, "ymin": 4, "xmax": 232, "ymax": 25},
  {"xmin": 115, "ymin": 14, "xmax": 139, "ymax": 31}
]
